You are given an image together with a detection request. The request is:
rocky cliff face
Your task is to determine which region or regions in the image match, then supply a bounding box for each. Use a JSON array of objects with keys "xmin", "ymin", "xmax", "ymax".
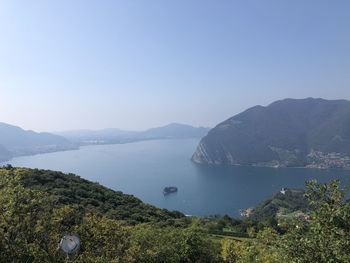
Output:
[
  {"xmin": 192, "ymin": 98, "xmax": 350, "ymax": 169},
  {"xmin": 191, "ymin": 142, "xmax": 213, "ymax": 164}
]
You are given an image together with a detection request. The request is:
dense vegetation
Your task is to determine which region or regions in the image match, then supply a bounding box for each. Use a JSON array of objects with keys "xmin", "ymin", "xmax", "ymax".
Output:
[
  {"xmin": 249, "ymin": 188, "xmax": 310, "ymax": 222},
  {"xmin": 1, "ymin": 167, "xmax": 350, "ymax": 262},
  {"xmin": 192, "ymin": 98, "xmax": 350, "ymax": 168},
  {"xmin": 9, "ymin": 167, "xmax": 183, "ymax": 224}
]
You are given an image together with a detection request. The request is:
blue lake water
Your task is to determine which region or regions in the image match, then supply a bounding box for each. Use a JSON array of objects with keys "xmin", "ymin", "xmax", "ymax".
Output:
[{"xmin": 3, "ymin": 138, "xmax": 350, "ymax": 216}]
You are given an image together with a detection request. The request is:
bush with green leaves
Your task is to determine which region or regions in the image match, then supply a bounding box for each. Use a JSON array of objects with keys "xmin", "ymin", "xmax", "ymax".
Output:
[
  {"xmin": 0, "ymin": 168, "xmax": 222, "ymax": 262},
  {"xmin": 281, "ymin": 180, "xmax": 350, "ymax": 262},
  {"xmin": 1, "ymin": 167, "xmax": 350, "ymax": 262}
]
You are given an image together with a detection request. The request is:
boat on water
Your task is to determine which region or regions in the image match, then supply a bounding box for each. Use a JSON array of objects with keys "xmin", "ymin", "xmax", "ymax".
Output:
[{"xmin": 163, "ymin": 186, "xmax": 178, "ymax": 195}]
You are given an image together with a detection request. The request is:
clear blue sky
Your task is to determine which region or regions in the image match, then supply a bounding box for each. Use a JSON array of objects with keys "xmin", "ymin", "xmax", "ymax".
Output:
[{"xmin": 0, "ymin": 0, "xmax": 349, "ymax": 131}]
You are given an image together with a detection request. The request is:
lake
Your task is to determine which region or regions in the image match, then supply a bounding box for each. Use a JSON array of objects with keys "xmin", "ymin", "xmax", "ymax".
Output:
[{"xmin": 3, "ymin": 138, "xmax": 350, "ymax": 216}]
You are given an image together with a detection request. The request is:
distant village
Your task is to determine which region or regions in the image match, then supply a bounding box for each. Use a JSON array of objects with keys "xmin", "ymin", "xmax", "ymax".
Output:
[{"xmin": 306, "ymin": 150, "xmax": 350, "ymax": 169}]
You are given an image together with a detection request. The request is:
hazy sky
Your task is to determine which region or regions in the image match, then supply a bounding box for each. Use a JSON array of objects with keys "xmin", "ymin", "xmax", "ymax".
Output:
[{"xmin": 0, "ymin": 1, "xmax": 349, "ymax": 132}]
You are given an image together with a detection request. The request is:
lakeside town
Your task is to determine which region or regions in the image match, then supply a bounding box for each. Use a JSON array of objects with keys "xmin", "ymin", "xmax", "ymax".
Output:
[{"xmin": 306, "ymin": 150, "xmax": 350, "ymax": 169}]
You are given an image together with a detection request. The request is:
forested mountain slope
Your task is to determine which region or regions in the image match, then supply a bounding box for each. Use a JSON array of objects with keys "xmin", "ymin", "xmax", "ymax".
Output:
[{"xmin": 193, "ymin": 98, "xmax": 350, "ymax": 169}]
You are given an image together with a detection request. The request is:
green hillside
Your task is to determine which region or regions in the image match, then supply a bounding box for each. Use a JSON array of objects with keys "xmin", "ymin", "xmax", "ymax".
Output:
[
  {"xmin": 1, "ymin": 167, "xmax": 350, "ymax": 262},
  {"xmin": 192, "ymin": 98, "xmax": 350, "ymax": 169},
  {"xmin": 5, "ymin": 167, "xmax": 183, "ymax": 224},
  {"xmin": 249, "ymin": 188, "xmax": 310, "ymax": 222}
]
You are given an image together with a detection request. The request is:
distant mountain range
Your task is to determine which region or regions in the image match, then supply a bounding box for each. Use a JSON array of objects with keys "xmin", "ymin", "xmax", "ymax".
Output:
[
  {"xmin": 55, "ymin": 123, "xmax": 210, "ymax": 145},
  {"xmin": 0, "ymin": 122, "xmax": 77, "ymax": 162},
  {"xmin": 0, "ymin": 122, "xmax": 209, "ymax": 162},
  {"xmin": 192, "ymin": 98, "xmax": 350, "ymax": 169}
]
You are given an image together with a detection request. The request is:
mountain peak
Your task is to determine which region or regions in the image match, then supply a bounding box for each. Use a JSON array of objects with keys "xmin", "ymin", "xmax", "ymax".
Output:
[
  {"xmin": 0, "ymin": 122, "xmax": 77, "ymax": 162},
  {"xmin": 192, "ymin": 98, "xmax": 350, "ymax": 169}
]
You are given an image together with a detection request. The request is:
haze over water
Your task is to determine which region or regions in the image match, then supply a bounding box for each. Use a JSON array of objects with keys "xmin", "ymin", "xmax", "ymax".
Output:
[{"xmin": 4, "ymin": 138, "xmax": 350, "ymax": 216}]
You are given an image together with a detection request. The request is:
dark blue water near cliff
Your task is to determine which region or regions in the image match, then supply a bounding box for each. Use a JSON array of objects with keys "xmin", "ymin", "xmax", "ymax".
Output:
[{"xmin": 3, "ymin": 139, "xmax": 350, "ymax": 216}]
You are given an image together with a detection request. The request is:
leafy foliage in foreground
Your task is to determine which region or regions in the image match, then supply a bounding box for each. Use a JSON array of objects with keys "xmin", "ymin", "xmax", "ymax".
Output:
[
  {"xmin": 280, "ymin": 180, "xmax": 350, "ymax": 262},
  {"xmin": 221, "ymin": 180, "xmax": 350, "ymax": 263},
  {"xmin": 0, "ymin": 168, "xmax": 219, "ymax": 262},
  {"xmin": 1, "ymin": 167, "xmax": 350, "ymax": 262},
  {"xmin": 5, "ymin": 167, "xmax": 183, "ymax": 224}
]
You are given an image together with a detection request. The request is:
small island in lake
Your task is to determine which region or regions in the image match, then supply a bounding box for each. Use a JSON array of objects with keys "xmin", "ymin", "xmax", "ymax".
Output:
[{"xmin": 163, "ymin": 186, "xmax": 178, "ymax": 195}]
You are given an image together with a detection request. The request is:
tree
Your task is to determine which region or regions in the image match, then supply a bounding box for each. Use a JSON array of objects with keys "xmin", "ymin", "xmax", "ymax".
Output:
[
  {"xmin": 281, "ymin": 180, "xmax": 350, "ymax": 262},
  {"xmin": 0, "ymin": 170, "xmax": 55, "ymax": 262}
]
